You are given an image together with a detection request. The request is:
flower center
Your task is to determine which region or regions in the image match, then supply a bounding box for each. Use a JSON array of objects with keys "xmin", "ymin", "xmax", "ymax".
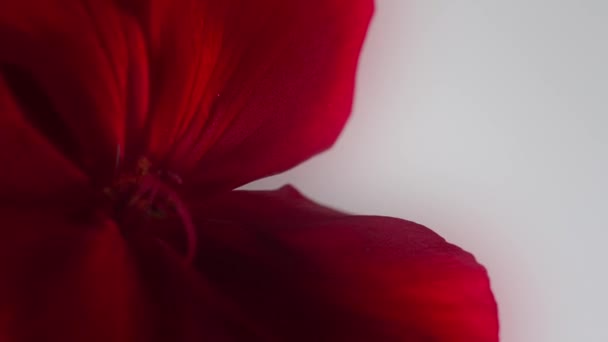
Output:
[{"xmin": 103, "ymin": 157, "xmax": 196, "ymax": 263}]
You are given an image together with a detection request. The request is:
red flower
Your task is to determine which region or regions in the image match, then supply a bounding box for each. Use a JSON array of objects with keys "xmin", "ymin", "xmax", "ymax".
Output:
[{"xmin": 0, "ymin": 0, "xmax": 498, "ymax": 341}]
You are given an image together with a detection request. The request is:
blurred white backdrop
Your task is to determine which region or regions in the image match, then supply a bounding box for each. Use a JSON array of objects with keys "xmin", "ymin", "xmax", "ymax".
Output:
[{"xmin": 244, "ymin": 1, "xmax": 608, "ymax": 341}]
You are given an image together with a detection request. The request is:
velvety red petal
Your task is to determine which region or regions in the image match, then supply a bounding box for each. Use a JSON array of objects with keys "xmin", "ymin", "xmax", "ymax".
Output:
[
  {"xmin": 0, "ymin": 75, "xmax": 86, "ymax": 203},
  {"xmin": 190, "ymin": 186, "xmax": 499, "ymax": 341},
  {"xmin": 0, "ymin": 0, "xmax": 149, "ymax": 180},
  {"xmin": 120, "ymin": 0, "xmax": 374, "ymax": 193},
  {"xmin": 0, "ymin": 206, "xmax": 146, "ymax": 341},
  {"xmin": 2, "ymin": 1, "xmax": 372, "ymax": 193},
  {"xmin": 0, "ymin": 205, "xmax": 259, "ymax": 341}
]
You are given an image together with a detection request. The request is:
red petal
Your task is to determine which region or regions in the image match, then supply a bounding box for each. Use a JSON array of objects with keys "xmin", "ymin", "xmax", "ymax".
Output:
[
  {"xmin": 0, "ymin": 0, "xmax": 149, "ymax": 180},
  {"xmin": 190, "ymin": 186, "xmax": 499, "ymax": 341},
  {"xmin": 3, "ymin": 1, "xmax": 372, "ymax": 193},
  {"xmin": 0, "ymin": 75, "xmax": 86, "ymax": 203},
  {"xmin": 0, "ymin": 206, "xmax": 258, "ymax": 341},
  {"xmin": 0, "ymin": 207, "xmax": 147, "ymax": 341},
  {"xmin": 121, "ymin": 0, "xmax": 374, "ymax": 193}
]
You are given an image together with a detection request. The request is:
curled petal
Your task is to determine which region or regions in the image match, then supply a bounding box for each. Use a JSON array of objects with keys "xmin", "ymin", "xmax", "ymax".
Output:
[{"xmin": 190, "ymin": 186, "xmax": 499, "ymax": 341}]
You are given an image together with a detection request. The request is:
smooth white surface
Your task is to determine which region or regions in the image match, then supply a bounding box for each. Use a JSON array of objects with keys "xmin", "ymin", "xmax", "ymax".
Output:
[{"xmin": 245, "ymin": 1, "xmax": 608, "ymax": 341}]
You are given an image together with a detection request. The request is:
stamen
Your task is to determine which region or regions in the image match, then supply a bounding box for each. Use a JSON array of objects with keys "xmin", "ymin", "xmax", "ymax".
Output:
[
  {"xmin": 115, "ymin": 144, "xmax": 121, "ymax": 174},
  {"xmin": 104, "ymin": 157, "xmax": 197, "ymax": 263}
]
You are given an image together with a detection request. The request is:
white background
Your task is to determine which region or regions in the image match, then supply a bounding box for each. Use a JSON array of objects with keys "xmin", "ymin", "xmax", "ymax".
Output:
[{"xmin": 245, "ymin": 1, "xmax": 608, "ymax": 341}]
